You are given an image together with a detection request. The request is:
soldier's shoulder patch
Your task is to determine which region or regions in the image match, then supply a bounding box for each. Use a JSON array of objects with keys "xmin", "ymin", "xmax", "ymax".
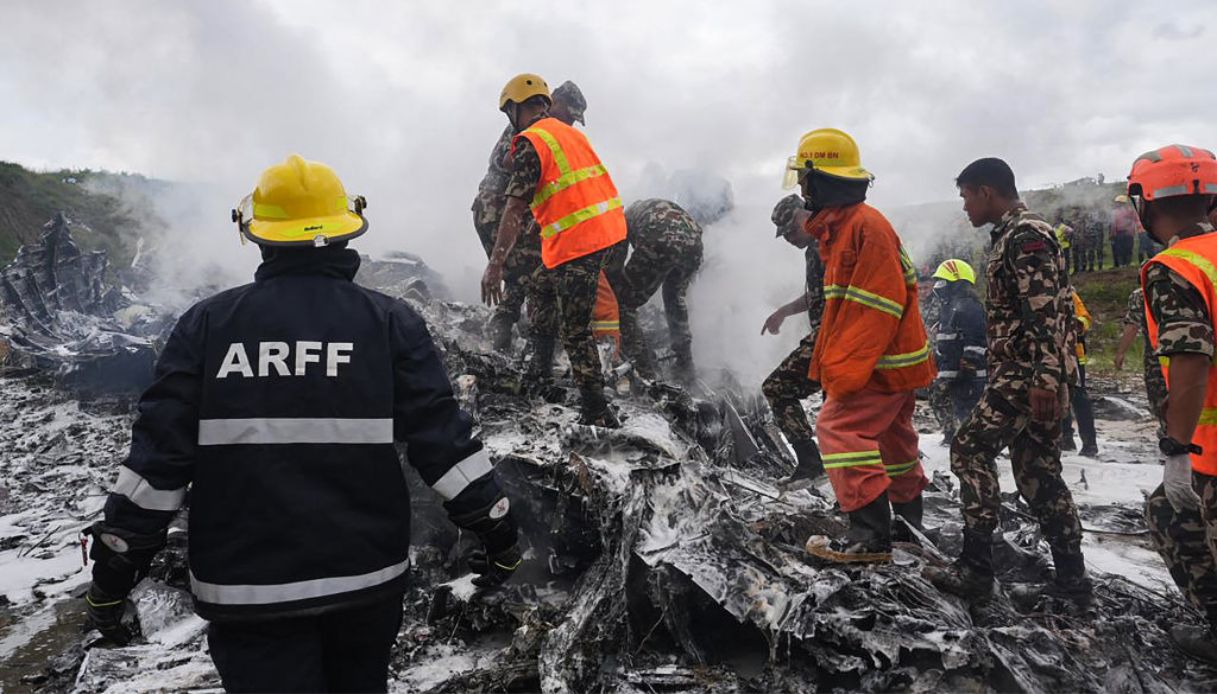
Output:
[{"xmin": 1021, "ymin": 239, "xmax": 1047, "ymax": 253}]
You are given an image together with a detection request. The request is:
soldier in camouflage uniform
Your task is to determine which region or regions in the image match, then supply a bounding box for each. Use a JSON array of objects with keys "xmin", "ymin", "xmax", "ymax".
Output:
[
  {"xmin": 760, "ymin": 195, "xmax": 826, "ymax": 489},
  {"xmin": 1115, "ymin": 286, "xmax": 1168, "ymax": 435},
  {"xmin": 471, "ymin": 82, "xmax": 586, "ymax": 351},
  {"xmin": 603, "ymin": 199, "xmax": 703, "ymax": 385},
  {"xmin": 1083, "ymin": 212, "xmax": 1105, "ymax": 271},
  {"xmin": 925, "ymin": 158, "xmax": 1090, "ymax": 603},
  {"xmin": 481, "ymin": 75, "xmax": 621, "ymax": 427}
]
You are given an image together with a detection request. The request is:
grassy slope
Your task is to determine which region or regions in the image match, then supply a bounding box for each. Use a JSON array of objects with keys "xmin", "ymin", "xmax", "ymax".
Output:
[{"xmin": 0, "ymin": 162, "xmax": 142, "ymax": 268}]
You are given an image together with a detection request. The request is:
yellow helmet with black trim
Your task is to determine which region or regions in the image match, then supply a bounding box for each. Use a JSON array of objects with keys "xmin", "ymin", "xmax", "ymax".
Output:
[
  {"xmin": 932, "ymin": 258, "xmax": 976, "ymax": 284},
  {"xmin": 499, "ymin": 73, "xmax": 552, "ymax": 111},
  {"xmin": 783, "ymin": 127, "xmax": 873, "ymax": 189},
  {"xmin": 232, "ymin": 155, "xmax": 367, "ymax": 247}
]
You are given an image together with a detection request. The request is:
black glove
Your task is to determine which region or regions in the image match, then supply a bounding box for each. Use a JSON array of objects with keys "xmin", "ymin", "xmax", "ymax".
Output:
[
  {"xmin": 88, "ymin": 522, "xmax": 166, "ymax": 598},
  {"xmin": 451, "ymin": 497, "xmax": 522, "ymax": 588},
  {"xmin": 85, "ymin": 584, "xmax": 132, "ymax": 645}
]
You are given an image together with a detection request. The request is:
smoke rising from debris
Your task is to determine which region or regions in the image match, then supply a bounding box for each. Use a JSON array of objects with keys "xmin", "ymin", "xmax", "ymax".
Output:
[{"xmin": 0, "ymin": 2, "xmax": 1214, "ymax": 312}]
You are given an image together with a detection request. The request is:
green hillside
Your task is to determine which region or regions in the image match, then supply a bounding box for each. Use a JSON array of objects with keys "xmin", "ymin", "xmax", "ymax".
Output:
[{"xmin": 0, "ymin": 162, "xmax": 148, "ymax": 268}]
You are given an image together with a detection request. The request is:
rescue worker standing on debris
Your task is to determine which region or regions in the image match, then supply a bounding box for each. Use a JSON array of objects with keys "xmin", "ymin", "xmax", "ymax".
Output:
[
  {"xmin": 782, "ymin": 129, "xmax": 936, "ymax": 562},
  {"xmin": 930, "ymin": 259, "xmax": 987, "ymax": 445},
  {"xmin": 761, "ymin": 194, "xmax": 826, "ymax": 489},
  {"xmin": 1130, "ymin": 144, "xmax": 1217, "ymax": 664},
  {"xmin": 925, "ymin": 157, "xmax": 1091, "ymax": 603},
  {"xmin": 604, "ymin": 198, "xmax": 703, "ymax": 385},
  {"xmin": 472, "ymin": 81, "xmax": 587, "ymax": 352},
  {"xmin": 481, "ymin": 74, "xmax": 626, "ymax": 427},
  {"xmin": 83, "ymin": 155, "xmax": 521, "ymax": 692},
  {"xmin": 1062, "ymin": 288, "xmax": 1099, "ymax": 457}
]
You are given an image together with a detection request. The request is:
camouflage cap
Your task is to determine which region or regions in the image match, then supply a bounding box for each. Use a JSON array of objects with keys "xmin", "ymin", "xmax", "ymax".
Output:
[
  {"xmin": 771, "ymin": 194, "xmax": 805, "ymax": 238},
  {"xmin": 552, "ymin": 81, "xmax": 586, "ymax": 124}
]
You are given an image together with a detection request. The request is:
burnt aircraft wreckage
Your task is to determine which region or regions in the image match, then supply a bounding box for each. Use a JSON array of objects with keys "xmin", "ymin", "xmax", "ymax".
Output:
[{"xmin": 0, "ymin": 217, "xmax": 1211, "ymax": 692}]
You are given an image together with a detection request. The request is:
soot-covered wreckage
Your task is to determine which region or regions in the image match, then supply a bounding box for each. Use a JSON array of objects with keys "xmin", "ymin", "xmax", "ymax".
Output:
[{"xmin": 0, "ymin": 216, "xmax": 1212, "ymax": 692}]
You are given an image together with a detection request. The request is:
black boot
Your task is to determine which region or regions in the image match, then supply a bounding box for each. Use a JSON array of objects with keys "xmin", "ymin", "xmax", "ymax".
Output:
[
  {"xmin": 1060, "ymin": 436, "xmax": 1077, "ymax": 452},
  {"xmin": 578, "ymin": 388, "xmax": 621, "ymax": 428},
  {"xmin": 1171, "ymin": 625, "xmax": 1217, "ymax": 666},
  {"xmin": 891, "ymin": 495, "xmax": 924, "ymax": 542},
  {"xmin": 1045, "ymin": 549, "xmax": 1093, "ymax": 605},
  {"xmin": 1079, "ymin": 441, "xmax": 1099, "ymax": 458},
  {"xmin": 523, "ymin": 336, "xmax": 562, "ymax": 401},
  {"xmin": 487, "ymin": 312, "xmax": 515, "ymax": 353},
  {"xmin": 806, "ymin": 493, "xmax": 892, "ymax": 563},
  {"xmin": 923, "ymin": 528, "xmax": 995, "ymax": 599},
  {"xmin": 778, "ymin": 439, "xmax": 825, "ymax": 491}
]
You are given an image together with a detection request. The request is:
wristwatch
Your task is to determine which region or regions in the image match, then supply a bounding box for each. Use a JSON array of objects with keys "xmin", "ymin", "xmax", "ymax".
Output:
[{"xmin": 1159, "ymin": 437, "xmax": 1203, "ymax": 456}]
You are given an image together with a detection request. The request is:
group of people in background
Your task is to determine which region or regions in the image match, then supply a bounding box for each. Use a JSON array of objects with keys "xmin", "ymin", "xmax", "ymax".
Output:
[{"xmin": 1055, "ymin": 196, "xmax": 1160, "ymax": 274}]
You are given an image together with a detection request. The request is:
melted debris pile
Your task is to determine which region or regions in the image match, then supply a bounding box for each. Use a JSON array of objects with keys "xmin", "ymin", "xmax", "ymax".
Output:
[
  {"xmin": 1, "ymin": 263, "xmax": 1212, "ymax": 693},
  {"xmin": 0, "ymin": 214, "xmax": 166, "ymax": 395}
]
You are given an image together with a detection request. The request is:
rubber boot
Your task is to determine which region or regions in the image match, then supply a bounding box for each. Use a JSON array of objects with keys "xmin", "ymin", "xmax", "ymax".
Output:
[
  {"xmin": 923, "ymin": 528, "xmax": 995, "ymax": 600},
  {"xmin": 578, "ymin": 388, "xmax": 621, "ymax": 428},
  {"xmin": 524, "ymin": 336, "xmax": 562, "ymax": 402},
  {"xmin": 672, "ymin": 346, "xmax": 696, "ymax": 387},
  {"xmin": 891, "ymin": 495, "xmax": 924, "ymax": 542},
  {"xmin": 1045, "ymin": 549, "xmax": 1093, "ymax": 606},
  {"xmin": 806, "ymin": 492, "xmax": 893, "ymax": 563},
  {"xmin": 1171, "ymin": 625, "xmax": 1217, "ymax": 666},
  {"xmin": 778, "ymin": 439, "xmax": 826, "ymax": 491},
  {"xmin": 487, "ymin": 312, "xmax": 514, "ymax": 353},
  {"xmin": 1060, "ymin": 435, "xmax": 1077, "ymax": 452},
  {"xmin": 1079, "ymin": 441, "xmax": 1099, "ymax": 458}
]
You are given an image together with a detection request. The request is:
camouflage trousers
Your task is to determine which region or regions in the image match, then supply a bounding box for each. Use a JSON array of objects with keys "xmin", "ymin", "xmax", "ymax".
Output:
[
  {"xmin": 603, "ymin": 236, "xmax": 703, "ymax": 378},
  {"xmin": 529, "ymin": 245, "xmax": 615, "ymax": 392},
  {"xmin": 761, "ymin": 333, "xmax": 820, "ymax": 443},
  {"xmin": 1146, "ymin": 474, "xmax": 1217, "ymax": 624},
  {"xmin": 473, "ymin": 194, "xmax": 543, "ymax": 339},
  {"xmin": 950, "ymin": 379, "xmax": 1084, "ymax": 556}
]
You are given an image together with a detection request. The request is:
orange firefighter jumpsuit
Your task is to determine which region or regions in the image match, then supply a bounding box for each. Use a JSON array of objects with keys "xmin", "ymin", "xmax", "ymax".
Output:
[
  {"xmin": 807, "ymin": 204, "xmax": 937, "ymax": 512},
  {"xmin": 592, "ymin": 271, "xmax": 621, "ymax": 353}
]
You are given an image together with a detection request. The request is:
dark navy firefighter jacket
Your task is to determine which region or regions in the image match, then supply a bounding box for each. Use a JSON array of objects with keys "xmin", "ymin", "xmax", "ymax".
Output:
[
  {"xmin": 933, "ymin": 284, "xmax": 988, "ymax": 381},
  {"xmin": 103, "ymin": 246, "xmax": 500, "ymax": 620}
]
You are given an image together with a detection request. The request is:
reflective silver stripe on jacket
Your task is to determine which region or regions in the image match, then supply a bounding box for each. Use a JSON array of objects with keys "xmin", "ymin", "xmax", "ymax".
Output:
[
  {"xmin": 936, "ymin": 332, "xmax": 960, "ymax": 341},
  {"xmin": 190, "ymin": 558, "xmax": 409, "ymax": 605},
  {"xmin": 198, "ymin": 418, "xmax": 394, "ymax": 446},
  {"xmin": 964, "ymin": 346, "xmax": 987, "ymax": 356},
  {"xmin": 111, "ymin": 466, "xmax": 187, "ymax": 512},
  {"xmin": 431, "ymin": 448, "xmax": 495, "ymax": 500},
  {"xmin": 939, "ymin": 370, "xmax": 987, "ymax": 379}
]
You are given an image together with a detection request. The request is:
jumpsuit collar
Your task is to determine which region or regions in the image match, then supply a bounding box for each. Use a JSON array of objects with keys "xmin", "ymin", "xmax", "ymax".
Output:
[{"xmin": 254, "ymin": 246, "xmax": 362, "ymax": 283}]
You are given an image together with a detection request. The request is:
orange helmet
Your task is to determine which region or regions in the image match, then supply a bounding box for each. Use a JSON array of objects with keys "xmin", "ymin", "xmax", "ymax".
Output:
[{"xmin": 1127, "ymin": 144, "xmax": 1217, "ymax": 202}]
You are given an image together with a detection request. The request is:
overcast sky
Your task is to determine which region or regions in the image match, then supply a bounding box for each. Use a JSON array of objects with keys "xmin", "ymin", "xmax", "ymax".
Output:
[{"xmin": 3, "ymin": 1, "xmax": 1215, "ymax": 377}]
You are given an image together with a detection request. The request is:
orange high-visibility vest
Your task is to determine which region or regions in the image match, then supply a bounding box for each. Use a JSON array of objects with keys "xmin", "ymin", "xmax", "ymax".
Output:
[
  {"xmin": 1143, "ymin": 232, "xmax": 1217, "ymax": 475},
  {"xmin": 514, "ymin": 118, "xmax": 627, "ymax": 269}
]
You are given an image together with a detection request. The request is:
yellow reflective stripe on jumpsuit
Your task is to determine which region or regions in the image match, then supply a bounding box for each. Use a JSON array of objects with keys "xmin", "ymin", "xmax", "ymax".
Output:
[
  {"xmin": 823, "ymin": 285, "xmax": 904, "ymax": 319},
  {"xmin": 822, "ymin": 450, "xmax": 883, "ymax": 470}
]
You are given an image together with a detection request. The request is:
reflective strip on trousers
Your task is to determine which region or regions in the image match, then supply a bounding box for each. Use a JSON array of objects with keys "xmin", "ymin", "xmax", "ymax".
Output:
[
  {"xmin": 875, "ymin": 341, "xmax": 931, "ymax": 369},
  {"xmin": 111, "ymin": 466, "xmax": 187, "ymax": 512},
  {"xmin": 822, "ymin": 285, "xmax": 904, "ymax": 319},
  {"xmin": 190, "ymin": 558, "xmax": 409, "ymax": 606},
  {"xmin": 1199, "ymin": 408, "xmax": 1217, "ymax": 426},
  {"xmin": 823, "ymin": 450, "xmax": 883, "ymax": 470},
  {"xmin": 198, "ymin": 418, "xmax": 394, "ymax": 446},
  {"xmin": 431, "ymin": 448, "xmax": 495, "ymax": 500},
  {"xmin": 540, "ymin": 197, "xmax": 624, "ymax": 238},
  {"xmin": 885, "ymin": 460, "xmax": 918, "ymax": 477},
  {"xmin": 963, "ymin": 346, "xmax": 986, "ymax": 355},
  {"xmin": 591, "ymin": 321, "xmax": 620, "ymax": 331}
]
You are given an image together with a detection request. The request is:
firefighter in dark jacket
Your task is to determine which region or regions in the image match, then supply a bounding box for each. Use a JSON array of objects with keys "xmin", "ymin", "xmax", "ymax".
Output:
[
  {"xmin": 83, "ymin": 155, "xmax": 521, "ymax": 693},
  {"xmin": 931, "ymin": 259, "xmax": 988, "ymax": 444}
]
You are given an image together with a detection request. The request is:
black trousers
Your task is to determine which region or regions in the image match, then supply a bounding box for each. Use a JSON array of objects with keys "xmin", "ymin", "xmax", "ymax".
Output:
[
  {"xmin": 208, "ymin": 594, "xmax": 404, "ymax": 693},
  {"xmin": 1062, "ymin": 364, "xmax": 1097, "ymax": 448}
]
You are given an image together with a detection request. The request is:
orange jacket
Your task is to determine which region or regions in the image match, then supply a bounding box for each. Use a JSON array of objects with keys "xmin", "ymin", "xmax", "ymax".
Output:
[
  {"xmin": 592, "ymin": 271, "xmax": 620, "ymax": 342},
  {"xmin": 807, "ymin": 203, "xmax": 936, "ymax": 398},
  {"xmin": 1142, "ymin": 233, "xmax": 1217, "ymax": 475},
  {"xmin": 1072, "ymin": 290, "xmax": 1091, "ymax": 364},
  {"xmin": 514, "ymin": 118, "xmax": 627, "ymax": 269}
]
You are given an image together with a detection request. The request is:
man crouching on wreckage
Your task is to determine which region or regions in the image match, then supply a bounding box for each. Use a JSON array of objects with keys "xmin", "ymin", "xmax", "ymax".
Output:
[
  {"xmin": 781, "ymin": 128, "xmax": 937, "ymax": 563},
  {"xmin": 81, "ymin": 155, "xmax": 521, "ymax": 692}
]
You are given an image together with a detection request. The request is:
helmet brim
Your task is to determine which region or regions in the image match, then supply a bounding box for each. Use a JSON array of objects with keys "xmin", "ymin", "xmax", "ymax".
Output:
[
  {"xmin": 813, "ymin": 165, "xmax": 874, "ymax": 182},
  {"xmin": 244, "ymin": 211, "xmax": 368, "ymax": 247}
]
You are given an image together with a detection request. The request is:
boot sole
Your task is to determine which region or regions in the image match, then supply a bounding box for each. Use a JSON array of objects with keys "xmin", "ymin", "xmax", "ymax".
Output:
[{"xmin": 805, "ymin": 536, "xmax": 891, "ymax": 564}]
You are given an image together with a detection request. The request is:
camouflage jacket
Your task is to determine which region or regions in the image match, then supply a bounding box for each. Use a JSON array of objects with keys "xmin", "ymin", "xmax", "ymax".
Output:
[
  {"xmin": 1122, "ymin": 287, "xmax": 1157, "ymax": 370},
  {"xmin": 985, "ymin": 204, "xmax": 1078, "ymax": 391},
  {"xmin": 624, "ymin": 199, "xmax": 703, "ymax": 250},
  {"xmin": 1144, "ymin": 224, "xmax": 1216, "ymax": 360},
  {"xmin": 805, "ymin": 240, "xmax": 825, "ymax": 332},
  {"xmin": 476, "ymin": 126, "xmax": 514, "ymax": 196}
]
